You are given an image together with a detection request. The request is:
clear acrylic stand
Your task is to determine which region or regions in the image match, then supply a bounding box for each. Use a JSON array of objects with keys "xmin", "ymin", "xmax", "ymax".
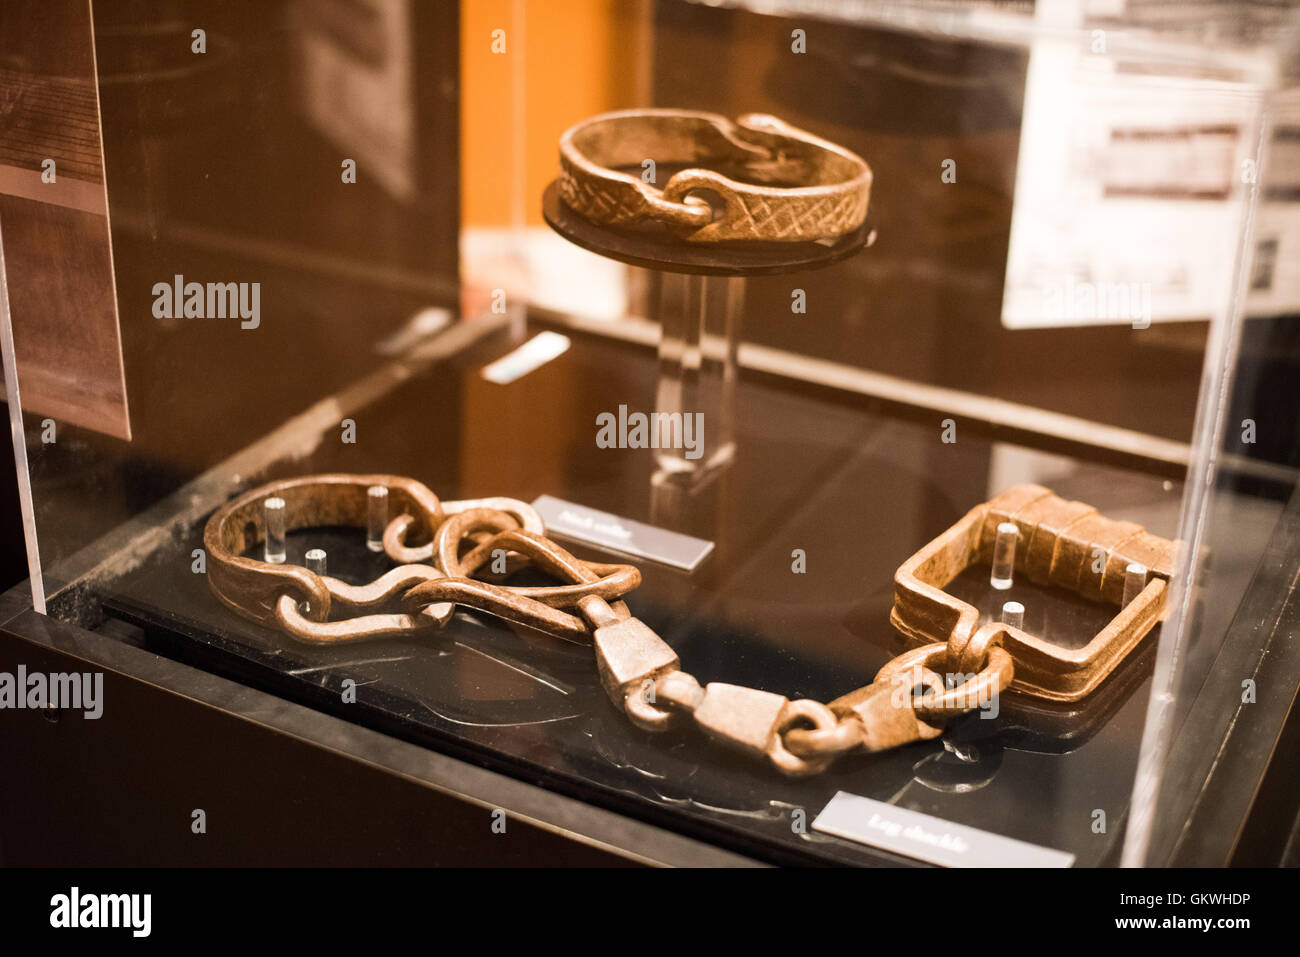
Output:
[
  {"xmin": 541, "ymin": 180, "xmax": 871, "ymax": 531},
  {"xmin": 650, "ymin": 271, "xmax": 742, "ymax": 478}
]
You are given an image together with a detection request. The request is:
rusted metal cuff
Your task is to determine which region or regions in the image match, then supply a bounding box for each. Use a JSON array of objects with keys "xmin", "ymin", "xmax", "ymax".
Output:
[
  {"xmin": 557, "ymin": 108, "xmax": 871, "ymax": 243},
  {"xmin": 205, "ymin": 473, "xmax": 445, "ymax": 633}
]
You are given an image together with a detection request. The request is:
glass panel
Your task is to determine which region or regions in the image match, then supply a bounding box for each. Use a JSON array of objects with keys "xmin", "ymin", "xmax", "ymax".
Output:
[{"xmin": 1125, "ymin": 73, "xmax": 1300, "ymax": 864}]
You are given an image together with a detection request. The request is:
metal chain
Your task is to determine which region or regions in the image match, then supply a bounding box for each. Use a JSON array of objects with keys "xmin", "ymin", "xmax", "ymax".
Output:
[
  {"xmin": 389, "ymin": 504, "xmax": 1014, "ymax": 778},
  {"xmin": 204, "ymin": 474, "xmax": 1015, "ymax": 778}
]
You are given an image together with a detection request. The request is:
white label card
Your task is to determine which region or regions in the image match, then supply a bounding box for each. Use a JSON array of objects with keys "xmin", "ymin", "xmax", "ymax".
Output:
[
  {"xmin": 531, "ymin": 495, "xmax": 714, "ymax": 572},
  {"xmin": 813, "ymin": 791, "xmax": 1075, "ymax": 868}
]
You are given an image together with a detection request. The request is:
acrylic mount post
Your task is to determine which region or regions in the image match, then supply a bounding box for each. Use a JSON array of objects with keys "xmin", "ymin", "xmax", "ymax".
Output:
[{"xmin": 541, "ymin": 180, "xmax": 873, "ymax": 510}]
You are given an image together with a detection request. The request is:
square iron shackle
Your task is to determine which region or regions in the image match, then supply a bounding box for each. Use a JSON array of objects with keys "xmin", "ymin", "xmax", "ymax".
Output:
[{"xmin": 891, "ymin": 484, "xmax": 1178, "ymax": 702}]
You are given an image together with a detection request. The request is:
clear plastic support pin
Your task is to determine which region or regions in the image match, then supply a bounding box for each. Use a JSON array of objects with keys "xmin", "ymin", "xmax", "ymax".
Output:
[
  {"xmin": 302, "ymin": 548, "xmax": 327, "ymax": 615},
  {"xmin": 367, "ymin": 486, "xmax": 388, "ymax": 552},
  {"xmin": 1001, "ymin": 600, "xmax": 1025, "ymax": 630},
  {"xmin": 990, "ymin": 522, "xmax": 1018, "ymax": 590},
  {"xmin": 1123, "ymin": 562, "xmax": 1148, "ymax": 607},
  {"xmin": 305, "ymin": 548, "xmax": 327, "ymax": 576},
  {"xmin": 264, "ymin": 497, "xmax": 287, "ymax": 564}
]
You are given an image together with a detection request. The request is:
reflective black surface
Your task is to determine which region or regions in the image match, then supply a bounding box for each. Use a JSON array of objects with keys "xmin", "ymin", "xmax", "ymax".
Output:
[{"xmin": 100, "ymin": 320, "xmax": 1188, "ymax": 866}]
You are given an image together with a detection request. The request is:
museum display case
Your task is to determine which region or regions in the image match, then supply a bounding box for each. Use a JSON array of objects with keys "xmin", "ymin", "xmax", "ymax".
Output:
[{"xmin": 0, "ymin": 0, "xmax": 1296, "ymax": 866}]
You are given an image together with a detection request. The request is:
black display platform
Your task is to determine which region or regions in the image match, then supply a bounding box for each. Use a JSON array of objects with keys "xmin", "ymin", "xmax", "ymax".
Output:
[{"xmin": 95, "ymin": 317, "xmax": 1190, "ymax": 867}]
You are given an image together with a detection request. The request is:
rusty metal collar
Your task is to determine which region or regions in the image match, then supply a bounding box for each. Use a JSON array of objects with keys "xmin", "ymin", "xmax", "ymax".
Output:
[{"xmin": 557, "ymin": 108, "xmax": 871, "ymax": 242}]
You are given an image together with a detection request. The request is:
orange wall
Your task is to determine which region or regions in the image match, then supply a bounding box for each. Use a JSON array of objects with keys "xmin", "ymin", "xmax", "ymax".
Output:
[{"xmin": 460, "ymin": 0, "xmax": 648, "ymax": 227}]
